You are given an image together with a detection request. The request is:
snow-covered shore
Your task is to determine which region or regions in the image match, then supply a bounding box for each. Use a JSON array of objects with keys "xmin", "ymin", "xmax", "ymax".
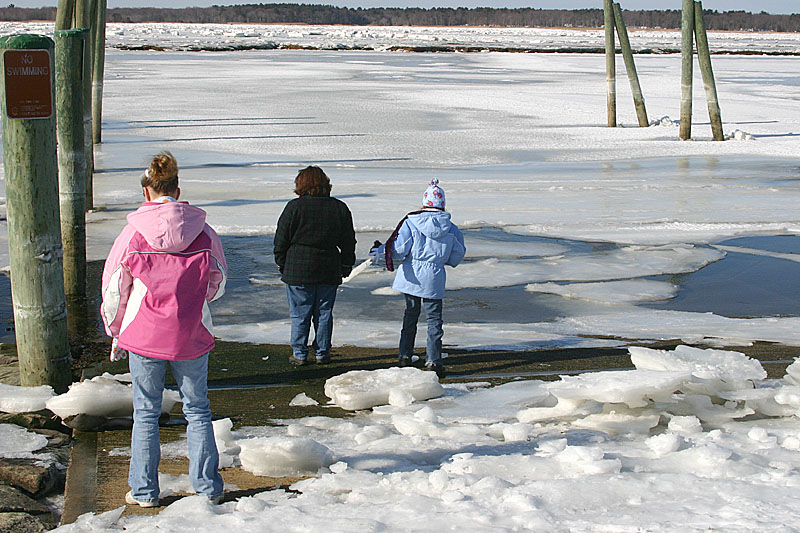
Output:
[{"xmin": 2, "ymin": 21, "xmax": 799, "ymax": 54}]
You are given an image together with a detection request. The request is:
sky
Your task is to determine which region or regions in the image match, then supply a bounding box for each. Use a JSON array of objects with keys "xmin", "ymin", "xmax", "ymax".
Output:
[{"xmin": 8, "ymin": 1, "xmax": 799, "ymax": 16}]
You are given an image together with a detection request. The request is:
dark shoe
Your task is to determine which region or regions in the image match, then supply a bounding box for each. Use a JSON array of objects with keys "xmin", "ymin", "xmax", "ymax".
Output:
[
  {"xmin": 289, "ymin": 355, "xmax": 309, "ymax": 366},
  {"xmin": 398, "ymin": 356, "xmax": 412, "ymax": 367},
  {"xmin": 424, "ymin": 362, "xmax": 446, "ymax": 379},
  {"xmin": 315, "ymin": 354, "xmax": 331, "ymax": 365}
]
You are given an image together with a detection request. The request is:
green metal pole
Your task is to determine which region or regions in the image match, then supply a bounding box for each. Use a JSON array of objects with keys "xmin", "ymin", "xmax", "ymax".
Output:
[
  {"xmin": 55, "ymin": 0, "xmax": 74, "ymax": 31},
  {"xmin": 604, "ymin": 0, "xmax": 616, "ymax": 128},
  {"xmin": 680, "ymin": 0, "xmax": 694, "ymax": 140},
  {"xmin": 613, "ymin": 2, "xmax": 649, "ymax": 127},
  {"xmin": 55, "ymin": 29, "xmax": 87, "ymax": 308},
  {"xmin": 0, "ymin": 34, "xmax": 72, "ymax": 393},
  {"xmin": 694, "ymin": 1, "xmax": 724, "ymax": 141},
  {"xmin": 91, "ymin": 0, "xmax": 106, "ymax": 144}
]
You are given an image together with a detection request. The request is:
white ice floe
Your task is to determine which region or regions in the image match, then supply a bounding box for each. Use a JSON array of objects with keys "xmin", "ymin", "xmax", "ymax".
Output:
[
  {"xmin": 44, "ymin": 373, "xmax": 180, "ymax": 419},
  {"xmin": 544, "ymin": 368, "xmax": 691, "ymax": 408},
  {"xmin": 324, "ymin": 367, "xmax": 444, "ymax": 411},
  {"xmin": 0, "ymin": 383, "xmax": 55, "ymax": 413},
  {"xmin": 447, "ymin": 245, "xmax": 724, "ymax": 290},
  {"xmin": 525, "ymin": 279, "xmax": 678, "ymax": 305},
  {"xmin": 239, "ymin": 436, "xmax": 336, "ymax": 477},
  {"xmin": 0, "ymin": 424, "xmax": 49, "ymax": 459},
  {"xmin": 216, "ymin": 307, "xmax": 800, "ymax": 352},
  {"xmin": 630, "ymin": 345, "xmax": 767, "ymax": 393},
  {"xmin": 289, "ymin": 392, "xmax": 320, "ymax": 407}
]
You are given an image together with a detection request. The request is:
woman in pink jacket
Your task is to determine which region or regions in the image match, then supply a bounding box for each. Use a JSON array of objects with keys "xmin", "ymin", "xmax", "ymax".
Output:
[{"xmin": 101, "ymin": 152, "xmax": 227, "ymax": 507}]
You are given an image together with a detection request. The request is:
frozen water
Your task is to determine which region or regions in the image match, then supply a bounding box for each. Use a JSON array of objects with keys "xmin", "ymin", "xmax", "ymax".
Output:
[
  {"xmin": 630, "ymin": 345, "xmax": 768, "ymax": 393},
  {"xmin": 0, "ymin": 25, "xmax": 798, "ymax": 529},
  {"xmin": 289, "ymin": 392, "xmax": 320, "ymax": 407},
  {"xmin": 526, "ymin": 279, "xmax": 678, "ymax": 305},
  {"xmin": 56, "ymin": 346, "xmax": 800, "ymax": 532},
  {"xmin": 0, "ymin": 383, "xmax": 55, "ymax": 413},
  {"xmin": 239, "ymin": 436, "xmax": 336, "ymax": 477},
  {"xmin": 0, "ymin": 27, "xmax": 799, "ymax": 350},
  {"xmin": 45, "ymin": 373, "xmax": 180, "ymax": 419},
  {"xmin": 324, "ymin": 367, "xmax": 444, "ymax": 410},
  {"xmin": 0, "ymin": 423, "xmax": 48, "ymax": 459}
]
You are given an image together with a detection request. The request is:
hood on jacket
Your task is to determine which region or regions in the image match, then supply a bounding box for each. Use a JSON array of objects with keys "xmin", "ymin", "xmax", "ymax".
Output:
[
  {"xmin": 408, "ymin": 210, "xmax": 452, "ymax": 240},
  {"xmin": 127, "ymin": 202, "xmax": 207, "ymax": 253}
]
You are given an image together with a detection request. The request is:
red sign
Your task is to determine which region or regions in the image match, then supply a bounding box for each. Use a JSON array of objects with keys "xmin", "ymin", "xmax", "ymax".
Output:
[{"xmin": 4, "ymin": 49, "xmax": 53, "ymax": 120}]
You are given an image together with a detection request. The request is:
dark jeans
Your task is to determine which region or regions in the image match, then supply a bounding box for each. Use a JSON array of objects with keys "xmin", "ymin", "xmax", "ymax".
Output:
[
  {"xmin": 399, "ymin": 293, "xmax": 443, "ymax": 364},
  {"xmin": 286, "ymin": 284, "xmax": 337, "ymax": 360}
]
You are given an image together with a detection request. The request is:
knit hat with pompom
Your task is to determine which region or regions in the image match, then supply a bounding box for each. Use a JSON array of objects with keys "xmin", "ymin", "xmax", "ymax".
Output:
[{"xmin": 422, "ymin": 178, "xmax": 445, "ymax": 209}]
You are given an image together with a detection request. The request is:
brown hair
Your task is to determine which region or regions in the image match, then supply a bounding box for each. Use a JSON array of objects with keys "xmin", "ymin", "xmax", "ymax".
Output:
[
  {"xmin": 294, "ymin": 166, "xmax": 331, "ymax": 197},
  {"xmin": 141, "ymin": 151, "xmax": 179, "ymax": 195}
]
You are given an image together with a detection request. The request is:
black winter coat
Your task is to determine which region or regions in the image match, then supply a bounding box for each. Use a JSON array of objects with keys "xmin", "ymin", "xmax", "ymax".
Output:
[{"xmin": 274, "ymin": 194, "xmax": 357, "ymax": 286}]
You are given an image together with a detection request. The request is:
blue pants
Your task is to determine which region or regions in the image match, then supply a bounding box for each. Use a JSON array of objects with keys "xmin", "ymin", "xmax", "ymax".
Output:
[
  {"xmin": 286, "ymin": 284, "xmax": 338, "ymax": 361},
  {"xmin": 128, "ymin": 352, "xmax": 223, "ymax": 503},
  {"xmin": 399, "ymin": 293, "xmax": 443, "ymax": 364}
]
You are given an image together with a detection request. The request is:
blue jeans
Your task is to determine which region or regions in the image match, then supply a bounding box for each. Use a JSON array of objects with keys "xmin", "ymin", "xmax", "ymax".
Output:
[
  {"xmin": 128, "ymin": 352, "xmax": 223, "ymax": 503},
  {"xmin": 286, "ymin": 284, "xmax": 337, "ymax": 361},
  {"xmin": 399, "ymin": 294, "xmax": 443, "ymax": 364}
]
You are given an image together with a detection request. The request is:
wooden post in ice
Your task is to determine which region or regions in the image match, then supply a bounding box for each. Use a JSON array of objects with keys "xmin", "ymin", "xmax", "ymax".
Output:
[
  {"xmin": 55, "ymin": 29, "xmax": 88, "ymax": 307},
  {"xmin": 74, "ymin": 0, "xmax": 90, "ymax": 28},
  {"xmin": 693, "ymin": 1, "xmax": 724, "ymax": 141},
  {"xmin": 0, "ymin": 34, "xmax": 73, "ymax": 392},
  {"xmin": 74, "ymin": 0, "xmax": 94, "ymax": 210},
  {"xmin": 604, "ymin": 0, "xmax": 616, "ymax": 127},
  {"xmin": 679, "ymin": 0, "xmax": 694, "ymax": 140},
  {"xmin": 612, "ymin": 2, "xmax": 649, "ymax": 127},
  {"xmin": 55, "ymin": 0, "xmax": 74, "ymax": 31},
  {"xmin": 91, "ymin": 0, "xmax": 106, "ymax": 144}
]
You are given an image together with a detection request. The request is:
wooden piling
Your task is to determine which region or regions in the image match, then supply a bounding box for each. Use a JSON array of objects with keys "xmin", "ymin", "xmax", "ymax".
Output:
[
  {"xmin": 91, "ymin": 0, "xmax": 106, "ymax": 144},
  {"xmin": 694, "ymin": 1, "xmax": 724, "ymax": 141},
  {"xmin": 54, "ymin": 0, "xmax": 74, "ymax": 31},
  {"xmin": 55, "ymin": 29, "xmax": 87, "ymax": 307},
  {"xmin": 74, "ymin": 0, "xmax": 94, "ymax": 209},
  {"xmin": 0, "ymin": 34, "xmax": 72, "ymax": 392},
  {"xmin": 604, "ymin": 0, "xmax": 616, "ymax": 128},
  {"xmin": 680, "ymin": 0, "xmax": 694, "ymax": 140},
  {"xmin": 74, "ymin": 0, "xmax": 90, "ymax": 28},
  {"xmin": 612, "ymin": 3, "xmax": 648, "ymax": 127}
]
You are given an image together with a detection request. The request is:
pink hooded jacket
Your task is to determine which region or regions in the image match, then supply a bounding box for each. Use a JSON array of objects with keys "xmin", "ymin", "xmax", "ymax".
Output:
[{"xmin": 101, "ymin": 201, "xmax": 227, "ymax": 361}]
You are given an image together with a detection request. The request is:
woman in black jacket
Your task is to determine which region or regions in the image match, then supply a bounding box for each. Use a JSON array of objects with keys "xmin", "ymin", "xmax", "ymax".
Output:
[{"xmin": 274, "ymin": 166, "xmax": 356, "ymax": 365}]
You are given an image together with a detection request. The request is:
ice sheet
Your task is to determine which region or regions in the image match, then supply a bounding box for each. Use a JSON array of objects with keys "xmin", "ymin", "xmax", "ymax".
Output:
[{"xmin": 0, "ymin": 25, "xmax": 799, "ymax": 352}]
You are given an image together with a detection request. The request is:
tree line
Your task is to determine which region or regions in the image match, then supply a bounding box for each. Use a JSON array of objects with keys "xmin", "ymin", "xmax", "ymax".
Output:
[{"xmin": 2, "ymin": 4, "xmax": 799, "ymax": 32}]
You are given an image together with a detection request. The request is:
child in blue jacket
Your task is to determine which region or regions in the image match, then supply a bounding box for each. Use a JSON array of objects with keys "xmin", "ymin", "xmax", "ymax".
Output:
[{"xmin": 374, "ymin": 178, "xmax": 466, "ymax": 377}]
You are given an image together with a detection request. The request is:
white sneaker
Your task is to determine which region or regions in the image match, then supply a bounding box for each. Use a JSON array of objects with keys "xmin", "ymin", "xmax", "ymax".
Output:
[{"xmin": 125, "ymin": 491, "xmax": 160, "ymax": 508}]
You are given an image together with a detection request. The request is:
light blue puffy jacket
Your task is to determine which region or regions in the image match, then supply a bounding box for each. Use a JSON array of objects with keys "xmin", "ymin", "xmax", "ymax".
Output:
[{"xmin": 390, "ymin": 210, "xmax": 466, "ymax": 299}]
